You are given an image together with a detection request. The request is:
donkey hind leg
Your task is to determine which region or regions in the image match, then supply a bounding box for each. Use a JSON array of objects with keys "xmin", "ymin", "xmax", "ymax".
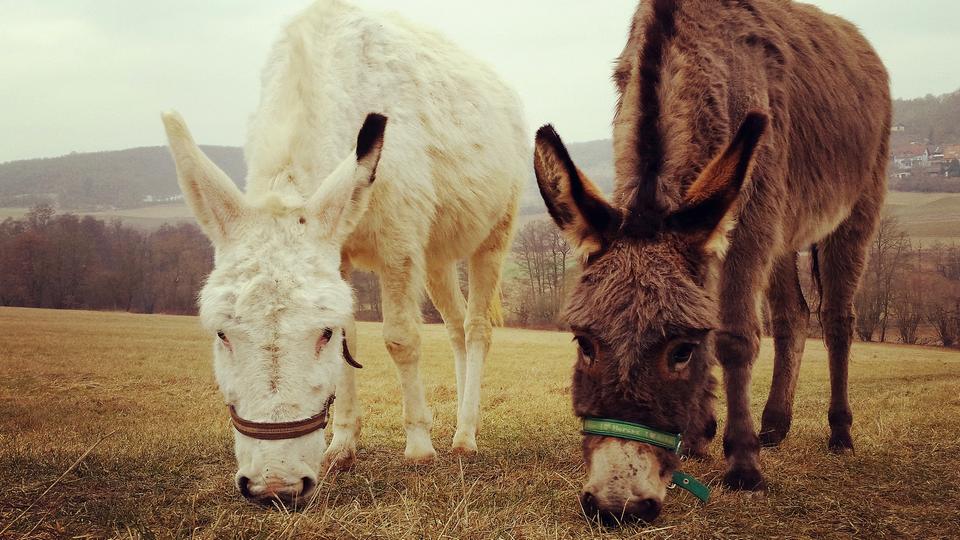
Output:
[
  {"xmin": 425, "ymin": 264, "xmax": 468, "ymax": 425},
  {"xmin": 323, "ymin": 257, "xmax": 362, "ymax": 472},
  {"xmin": 759, "ymin": 252, "xmax": 810, "ymax": 447},
  {"xmin": 380, "ymin": 259, "xmax": 436, "ymax": 462},
  {"xmin": 819, "ymin": 201, "xmax": 878, "ymax": 453},
  {"xmin": 452, "ymin": 214, "xmax": 513, "ymax": 455}
]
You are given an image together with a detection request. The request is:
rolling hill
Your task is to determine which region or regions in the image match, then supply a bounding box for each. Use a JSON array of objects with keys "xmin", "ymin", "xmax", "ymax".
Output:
[
  {"xmin": 1, "ymin": 87, "xmax": 957, "ymax": 225},
  {"xmin": 0, "ymin": 146, "xmax": 245, "ymax": 210},
  {"xmin": 0, "ymin": 140, "xmax": 611, "ymax": 215}
]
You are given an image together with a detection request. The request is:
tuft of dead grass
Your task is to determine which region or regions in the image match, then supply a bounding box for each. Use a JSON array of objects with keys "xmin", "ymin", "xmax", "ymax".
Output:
[{"xmin": 1, "ymin": 307, "xmax": 958, "ymax": 539}]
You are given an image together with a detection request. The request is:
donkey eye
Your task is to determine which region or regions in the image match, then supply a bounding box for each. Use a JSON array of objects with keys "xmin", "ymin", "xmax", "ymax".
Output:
[
  {"xmin": 669, "ymin": 342, "xmax": 697, "ymax": 367},
  {"xmin": 574, "ymin": 335, "xmax": 596, "ymax": 363},
  {"xmin": 316, "ymin": 328, "xmax": 334, "ymax": 353}
]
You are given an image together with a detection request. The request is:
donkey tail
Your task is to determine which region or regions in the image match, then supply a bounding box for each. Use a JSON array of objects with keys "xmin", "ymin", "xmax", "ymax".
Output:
[
  {"xmin": 810, "ymin": 244, "xmax": 823, "ymax": 328},
  {"xmin": 488, "ymin": 284, "xmax": 505, "ymax": 327}
]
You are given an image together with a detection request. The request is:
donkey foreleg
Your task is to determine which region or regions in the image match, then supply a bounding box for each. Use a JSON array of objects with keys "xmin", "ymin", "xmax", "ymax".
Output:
[{"xmin": 717, "ymin": 329, "xmax": 765, "ymax": 490}]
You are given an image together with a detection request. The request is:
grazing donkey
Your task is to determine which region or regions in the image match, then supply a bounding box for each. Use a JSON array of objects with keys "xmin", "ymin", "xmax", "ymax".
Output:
[
  {"xmin": 534, "ymin": 0, "xmax": 889, "ymax": 522},
  {"xmin": 162, "ymin": 0, "xmax": 526, "ymax": 503}
]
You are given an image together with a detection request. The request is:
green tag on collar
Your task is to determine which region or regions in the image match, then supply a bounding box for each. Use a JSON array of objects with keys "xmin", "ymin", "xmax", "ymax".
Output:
[
  {"xmin": 671, "ymin": 471, "xmax": 710, "ymax": 502},
  {"xmin": 582, "ymin": 418, "xmax": 683, "ymax": 454}
]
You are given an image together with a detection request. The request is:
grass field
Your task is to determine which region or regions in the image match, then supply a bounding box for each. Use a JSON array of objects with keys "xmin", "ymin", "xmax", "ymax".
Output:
[
  {"xmin": 884, "ymin": 192, "xmax": 960, "ymax": 244},
  {"xmin": 1, "ymin": 308, "xmax": 959, "ymax": 539}
]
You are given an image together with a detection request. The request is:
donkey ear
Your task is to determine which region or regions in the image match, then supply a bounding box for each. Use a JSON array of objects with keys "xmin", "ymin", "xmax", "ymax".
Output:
[
  {"xmin": 162, "ymin": 111, "xmax": 246, "ymax": 244},
  {"xmin": 534, "ymin": 125, "xmax": 621, "ymax": 261},
  {"xmin": 666, "ymin": 112, "xmax": 768, "ymax": 256},
  {"xmin": 308, "ymin": 113, "xmax": 387, "ymax": 242}
]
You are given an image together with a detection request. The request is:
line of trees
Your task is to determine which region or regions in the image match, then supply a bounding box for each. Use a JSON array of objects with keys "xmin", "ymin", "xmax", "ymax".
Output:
[
  {"xmin": 2, "ymin": 206, "xmax": 958, "ymax": 348},
  {"xmin": 0, "ymin": 205, "xmax": 447, "ymax": 322},
  {"xmin": 851, "ymin": 216, "xmax": 960, "ymax": 347},
  {"xmin": 0, "ymin": 205, "xmax": 212, "ymax": 314}
]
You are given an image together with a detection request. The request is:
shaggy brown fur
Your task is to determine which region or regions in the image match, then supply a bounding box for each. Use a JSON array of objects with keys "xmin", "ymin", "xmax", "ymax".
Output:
[{"xmin": 534, "ymin": 0, "xmax": 890, "ymax": 517}]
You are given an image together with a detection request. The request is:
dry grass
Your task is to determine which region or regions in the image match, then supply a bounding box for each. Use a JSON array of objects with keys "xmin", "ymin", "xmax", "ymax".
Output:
[
  {"xmin": 885, "ymin": 192, "xmax": 960, "ymax": 244},
  {"xmin": 1, "ymin": 307, "xmax": 958, "ymax": 539}
]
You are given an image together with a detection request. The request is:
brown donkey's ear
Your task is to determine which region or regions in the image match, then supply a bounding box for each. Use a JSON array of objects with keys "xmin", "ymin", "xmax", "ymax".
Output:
[
  {"xmin": 666, "ymin": 112, "xmax": 768, "ymax": 256},
  {"xmin": 534, "ymin": 125, "xmax": 621, "ymax": 261}
]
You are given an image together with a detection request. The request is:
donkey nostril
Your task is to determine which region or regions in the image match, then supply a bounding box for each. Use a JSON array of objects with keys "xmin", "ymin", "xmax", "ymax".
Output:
[
  {"xmin": 238, "ymin": 476, "xmax": 253, "ymax": 499},
  {"xmin": 301, "ymin": 476, "xmax": 315, "ymax": 496},
  {"xmin": 634, "ymin": 498, "xmax": 662, "ymax": 522},
  {"xmin": 580, "ymin": 491, "xmax": 599, "ymax": 515}
]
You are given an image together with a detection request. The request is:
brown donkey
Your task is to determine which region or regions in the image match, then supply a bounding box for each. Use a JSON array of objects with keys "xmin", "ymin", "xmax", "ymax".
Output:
[{"xmin": 534, "ymin": 0, "xmax": 890, "ymax": 522}]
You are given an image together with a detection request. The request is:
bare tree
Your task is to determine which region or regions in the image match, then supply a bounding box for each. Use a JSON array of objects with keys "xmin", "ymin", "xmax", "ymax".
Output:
[
  {"xmin": 924, "ymin": 244, "xmax": 960, "ymax": 347},
  {"xmin": 892, "ymin": 274, "xmax": 925, "ymax": 345},
  {"xmin": 509, "ymin": 219, "xmax": 572, "ymax": 326},
  {"xmin": 351, "ymin": 271, "xmax": 382, "ymax": 321},
  {"xmin": 855, "ymin": 215, "xmax": 911, "ymax": 342}
]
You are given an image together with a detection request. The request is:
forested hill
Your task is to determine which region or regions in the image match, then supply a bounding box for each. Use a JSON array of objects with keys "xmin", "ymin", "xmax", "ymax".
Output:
[
  {"xmin": 0, "ymin": 88, "xmax": 956, "ymax": 210},
  {"xmin": 0, "ymin": 146, "xmax": 244, "ymax": 209},
  {"xmin": 892, "ymin": 89, "xmax": 960, "ymax": 144},
  {"xmin": 0, "ymin": 139, "xmax": 612, "ymax": 212}
]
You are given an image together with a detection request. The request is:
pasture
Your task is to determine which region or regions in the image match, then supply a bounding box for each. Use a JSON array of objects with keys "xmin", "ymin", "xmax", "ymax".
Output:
[{"xmin": 1, "ymin": 307, "xmax": 958, "ymax": 539}]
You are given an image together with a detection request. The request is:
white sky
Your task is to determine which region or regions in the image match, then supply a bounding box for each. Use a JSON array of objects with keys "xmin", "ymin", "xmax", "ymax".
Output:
[{"xmin": 2, "ymin": 0, "xmax": 958, "ymax": 163}]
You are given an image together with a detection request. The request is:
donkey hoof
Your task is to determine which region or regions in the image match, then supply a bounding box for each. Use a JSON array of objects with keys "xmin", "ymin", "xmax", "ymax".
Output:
[
  {"xmin": 451, "ymin": 430, "xmax": 478, "ymax": 456},
  {"xmin": 759, "ymin": 410, "xmax": 791, "ymax": 448},
  {"xmin": 758, "ymin": 427, "xmax": 787, "ymax": 448},
  {"xmin": 723, "ymin": 466, "xmax": 766, "ymax": 491},
  {"xmin": 681, "ymin": 444, "xmax": 711, "ymax": 461},
  {"xmin": 322, "ymin": 447, "xmax": 357, "ymax": 473},
  {"xmin": 828, "ymin": 432, "xmax": 855, "ymax": 454},
  {"xmin": 450, "ymin": 442, "xmax": 478, "ymax": 457},
  {"xmin": 404, "ymin": 446, "xmax": 438, "ymax": 464}
]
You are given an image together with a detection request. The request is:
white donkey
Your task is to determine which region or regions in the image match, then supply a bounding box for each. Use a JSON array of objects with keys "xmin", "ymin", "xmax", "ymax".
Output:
[{"xmin": 162, "ymin": 0, "xmax": 526, "ymax": 503}]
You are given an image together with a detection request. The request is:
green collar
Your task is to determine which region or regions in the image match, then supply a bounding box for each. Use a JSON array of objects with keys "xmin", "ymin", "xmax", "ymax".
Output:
[{"xmin": 582, "ymin": 417, "xmax": 710, "ymax": 503}]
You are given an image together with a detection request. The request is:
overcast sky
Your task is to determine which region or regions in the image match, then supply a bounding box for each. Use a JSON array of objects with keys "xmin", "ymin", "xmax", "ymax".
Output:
[{"xmin": 2, "ymin": 0, "xmax": 958, "ymax": 163}]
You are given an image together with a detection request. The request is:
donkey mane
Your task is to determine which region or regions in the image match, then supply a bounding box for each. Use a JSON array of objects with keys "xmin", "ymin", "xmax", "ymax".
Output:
[{"xmin": 622, "ymin": 0, "xmax": 680, "ymax": 236}]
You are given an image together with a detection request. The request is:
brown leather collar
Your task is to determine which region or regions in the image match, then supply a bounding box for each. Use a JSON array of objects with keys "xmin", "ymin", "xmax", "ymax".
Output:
[
  {"xmin": 228, "ymin": 394, "xmax": 334, "ymax": 441},
  {"xmin": 227, "ymin": 332, "xmax": 360, "ymax": 440}
]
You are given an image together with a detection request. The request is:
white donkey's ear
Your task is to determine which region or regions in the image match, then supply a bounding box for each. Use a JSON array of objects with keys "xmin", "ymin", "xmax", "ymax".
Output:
[
  {"xmin": 308, "ymin": 113, "xmax": 387, "ymax": 242},
  {"xmin": 161, "ymin": 111, "xmax": 246, "ymax": 244}
]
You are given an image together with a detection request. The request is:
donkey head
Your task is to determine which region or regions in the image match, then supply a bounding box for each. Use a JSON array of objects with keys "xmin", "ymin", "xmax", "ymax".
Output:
[
  {"xmin": 162, "ymin": 111, "xmax": 386, "ymax": 504},
  {"xmin": 534, "ymin": 113, "xmax": 767, "ymax": 522}
]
